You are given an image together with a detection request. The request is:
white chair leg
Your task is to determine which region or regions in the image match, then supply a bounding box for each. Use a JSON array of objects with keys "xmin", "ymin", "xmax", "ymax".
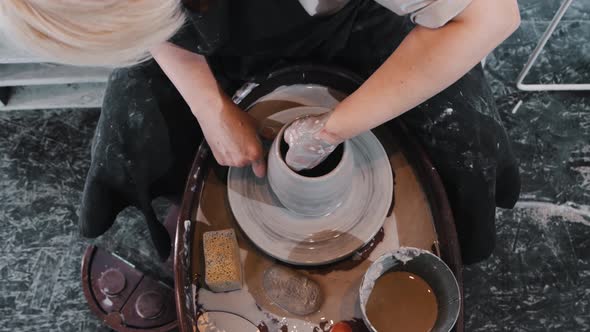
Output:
[{"xmin": 515, "ymin": 0, "xmax": 589, "ymax": 91}]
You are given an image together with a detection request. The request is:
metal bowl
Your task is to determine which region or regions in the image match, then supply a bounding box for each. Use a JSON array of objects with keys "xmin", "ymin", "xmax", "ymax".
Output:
[{"xmin": 359, "ymin": 247, "xmax": 461, "ymax": 332}]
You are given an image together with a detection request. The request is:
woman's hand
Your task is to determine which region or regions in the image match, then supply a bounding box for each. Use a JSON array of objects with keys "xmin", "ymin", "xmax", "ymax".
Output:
[
  {"xmin": 313, "ymin": 0, "xmax": 520, "ymax": 142},
  {"xmin": 284, "ymin": 113, "xmax": 342, "ymax": 171},
  {"xmin": 202, "ymin": 102, "xmax": 266, "ymax": 177},
  {"xmin": 151, "ymin": 43, "xmax": 266, "ymax": 177}
]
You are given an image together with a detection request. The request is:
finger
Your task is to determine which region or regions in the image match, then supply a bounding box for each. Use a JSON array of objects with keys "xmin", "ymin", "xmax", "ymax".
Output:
[
  {"xmin": 234, "ymin": 159, "xmax": 250, "ymax": 168},
  {"xmin": 283, "ymin": 124, "xmax": 299, "ymax": 145},
  {"xmin": 251, "ymin": 159, "xmax": 267, "ymax": 178},
  {"xmin": 307, "ymin": 154, "xmax": 329, "ymax": 169},
  {"xmin": 285, "ymin": 148, "xmax": 308, "ymax": 171},
  {"xmin": 210, "ymin": 150, "xmax": 228, "ymax": 167}
]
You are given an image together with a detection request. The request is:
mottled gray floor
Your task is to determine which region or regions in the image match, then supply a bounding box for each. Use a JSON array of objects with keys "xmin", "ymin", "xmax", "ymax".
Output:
[
  {"xmin": 464, "ymin": 1, "xmax": 590, "ymax": 331},
  {"xmin": 1, "ymin": 1, "xmax": 590, "ymax": 331},
  {"xmin": 0, "ymin": 109, "xmax": 172, "ymax": 331}
]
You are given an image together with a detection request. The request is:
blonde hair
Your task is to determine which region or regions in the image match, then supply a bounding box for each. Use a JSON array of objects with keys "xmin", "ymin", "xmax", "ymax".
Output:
[{"xmin": 0, "ymin": 0, "xmax": 186, "ymax": 67}]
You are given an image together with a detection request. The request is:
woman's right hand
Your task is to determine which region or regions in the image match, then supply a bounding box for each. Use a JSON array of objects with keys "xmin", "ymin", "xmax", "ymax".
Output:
[{"xmin": 200, "ymin": 101, "xmax": 266, "ymax": 178}]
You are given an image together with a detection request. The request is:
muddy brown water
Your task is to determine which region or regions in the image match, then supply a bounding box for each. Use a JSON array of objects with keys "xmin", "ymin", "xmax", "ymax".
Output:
[{"xmin": 365, "ymin": 271, "xmax": 438, "ymax": 332}]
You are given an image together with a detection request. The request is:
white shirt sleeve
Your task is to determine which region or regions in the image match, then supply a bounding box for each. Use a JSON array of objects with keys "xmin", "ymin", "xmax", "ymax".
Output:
[{"xmin": 373, "ymin": 0, "xmax": 473, "ymax": 28}]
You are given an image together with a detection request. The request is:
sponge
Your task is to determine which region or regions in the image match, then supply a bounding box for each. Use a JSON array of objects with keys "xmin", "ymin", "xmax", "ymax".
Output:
[{"xmin": 203, "ymin": 229, "xmax": 242, "ymax": 292}]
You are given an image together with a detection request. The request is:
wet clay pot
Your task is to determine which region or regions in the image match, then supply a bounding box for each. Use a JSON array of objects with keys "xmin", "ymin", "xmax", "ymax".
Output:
[{"xmin": 267, "ymin": 113, "xmax": 354, "ymax": 217}]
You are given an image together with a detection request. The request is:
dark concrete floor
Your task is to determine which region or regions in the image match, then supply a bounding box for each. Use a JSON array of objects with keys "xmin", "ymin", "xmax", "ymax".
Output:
[
  {"xmin": 1, "ymin": 1, "xmax": 589, "ymax": 331},
  {"xmin": 463, "ymin": 1, "xmax": 590, "ymax": 331}
]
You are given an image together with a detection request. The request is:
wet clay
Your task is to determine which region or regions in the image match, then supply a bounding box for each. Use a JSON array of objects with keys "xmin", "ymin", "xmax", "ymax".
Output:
[
  {"xmin": 280, "ymin": 138, "xmax": 344, "ymax": 177},
  {"xmin": 263, "ymin": 265, "xmax": 323, "ymax": 316},
  {"xmin": 365, "ymin": 271, "xmax": 437, "ymax": 332}
]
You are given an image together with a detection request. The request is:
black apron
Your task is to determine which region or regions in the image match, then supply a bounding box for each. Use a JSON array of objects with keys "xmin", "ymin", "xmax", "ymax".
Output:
[
  {"xmin": 81, "ymin": 0, "xmax": 520, "ymax": 264},
  {"xmin": 179, "ymin": 0, "xmax": 521, "ymax": 263}
]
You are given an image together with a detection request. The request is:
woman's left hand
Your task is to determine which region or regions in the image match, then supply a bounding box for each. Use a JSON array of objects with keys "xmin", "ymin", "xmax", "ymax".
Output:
[{"xmin": 283, "ymin": 113, "xmax": 342, "ymax": 171}]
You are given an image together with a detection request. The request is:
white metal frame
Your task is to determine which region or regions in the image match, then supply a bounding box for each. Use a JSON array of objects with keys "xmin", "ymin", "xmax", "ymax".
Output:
[{"xmin": 516, "ymin": 0, "xmax": 590, "ymax": 91}]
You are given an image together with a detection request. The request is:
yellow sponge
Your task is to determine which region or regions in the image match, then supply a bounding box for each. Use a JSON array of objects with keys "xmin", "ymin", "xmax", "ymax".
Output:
[{"xmin": 203, "ymin": 229, "xmax": 242, "ymax": 292}]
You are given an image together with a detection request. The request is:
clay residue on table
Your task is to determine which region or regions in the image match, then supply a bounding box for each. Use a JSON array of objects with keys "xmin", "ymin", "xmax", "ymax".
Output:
[{"xmin": 387, "ymin": 143, "xmax": 437, "ymax": 249}]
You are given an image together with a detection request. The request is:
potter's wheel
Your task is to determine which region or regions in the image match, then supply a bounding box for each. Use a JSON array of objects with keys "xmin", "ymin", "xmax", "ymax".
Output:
[
  {"xmin": 174, "ymin": 66, "xmax": 464, "ymax": 332},
  {"xmin": 227, "ymin": 107, "xmax": 393, "ymax": 265}
]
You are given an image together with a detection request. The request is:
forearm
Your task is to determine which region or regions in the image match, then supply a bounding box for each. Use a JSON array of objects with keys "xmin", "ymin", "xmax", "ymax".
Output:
[
  {"xmin": 151, "ymin": 42, "xmax": 231, "ymax": 124},
  {"xmin": 323, "ymin": 0, "xmax": 520, "ymax": 143}
]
